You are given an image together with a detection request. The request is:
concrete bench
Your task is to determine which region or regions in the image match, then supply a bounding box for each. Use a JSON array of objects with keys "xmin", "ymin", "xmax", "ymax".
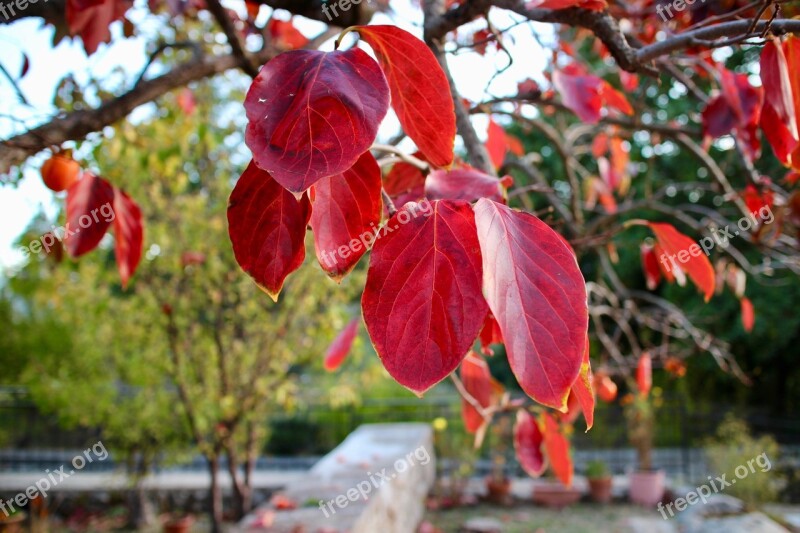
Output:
[{"xmin": 239, "ymin": 423, "xmax": 435, "ymax": 533}]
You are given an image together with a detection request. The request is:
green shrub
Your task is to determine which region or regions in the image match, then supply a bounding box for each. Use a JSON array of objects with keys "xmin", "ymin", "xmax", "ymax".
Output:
[
  {"xmin": 704, "ymin": 415, "xmax": 782, "ymax": 506},
  {"xmin": 586, "ymin": 460, "xmax": 610, "ymax": 479}
]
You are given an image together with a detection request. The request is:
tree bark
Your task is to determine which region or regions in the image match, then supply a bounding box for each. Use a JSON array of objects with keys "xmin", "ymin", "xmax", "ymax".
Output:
[{"xmin": 208, "ymin": 453, "xmax": 224, "ymax": 533}]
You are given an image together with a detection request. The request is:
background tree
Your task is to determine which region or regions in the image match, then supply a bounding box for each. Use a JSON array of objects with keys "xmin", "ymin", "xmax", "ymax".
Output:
[{"xmin": 2, "ymin": 83, "xmax": 361, "ymax": 529}]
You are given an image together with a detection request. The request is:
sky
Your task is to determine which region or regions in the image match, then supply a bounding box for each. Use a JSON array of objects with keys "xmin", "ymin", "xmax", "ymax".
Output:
[{"xmin": 0, "ymin": 0, "xmax": 553, "ymax": 272}]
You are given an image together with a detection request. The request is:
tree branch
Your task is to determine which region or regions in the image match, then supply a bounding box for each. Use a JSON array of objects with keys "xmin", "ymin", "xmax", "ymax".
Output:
[
  {"xmin": 637, "ymin": 18, "xmax": 800, "ymax": 63},
  {"xmin": 0, "ymin": 47, "xmax": 275, "ymax": 171},
  {"xmin": 205, "ymin": 0, "xmax": 260, "ymax": 78}
]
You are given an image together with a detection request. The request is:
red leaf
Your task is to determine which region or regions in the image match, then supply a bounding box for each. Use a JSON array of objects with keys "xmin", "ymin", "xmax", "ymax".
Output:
[
  {"xmin": 640, "ymin": 242, "xmax": 662, "ymax": 290},
  {"xmin": 740, "ymin": 297, "xmax": 755, "ymax": 333},
  {"xmin": 570, "ymin": 336, "xmax": 594, "ymax": 430},
  {"xmin": 553, "ymin": 66, "xmax": 632, "ymax": 124},
  {"xmin": 471, "ymin": 28, "xmax": 495, "ymax": 56},
  {"xmin": 383, "ymin": 152, "xmax": 427, "ymax": 208},
  {"xmin": 460, "ymin": 352, "xmax": 493, "ymax": 434},
  {"xmin": 647, "ymin": 222, "xmax": 715, "ymax": 302},
  {"xmin": 177, "ymin": 88, "xmax": 196, "ymax": 115},
  {"xmin": 66, "ymin": 0, "xmax": 131, "ymax": 55},
  {"xmin": 355, "ymin": 25, "xmax": 456, "ymax": 167},
  {"xmin": 636, "ymin": 352, "xmax": 652, "ymax": 397},
  {"xmin": 324, "ymin": 318, "xmax": 360, "ymax": 371},
  {"xmin": 741, "ymin": 184, "xmax": 775, "ymax": 216},
  {"xmin": 361, "ymin": 200, "xmax": 487, "ymax": 395},
  {"xmin": 702, "ymin": 96, "xmax": 738, "ymax": 138},
  {"xmin": 760, "ymin": 39, "xmax": 799, "ymax": 164},
  {"xmin": 703, "ymin": 68, "xmax": 763, "ymax": 139},
  {"xmin": 514, "ymin": 410, "xmax": 546, "ymax": 478},
  {"xmin": 227, "ymin": 161, "xmax": 311, "ymax": 300},
  {"xmin": 310, "ymin": 151, "xmax": 383, "ymax": 280},
  {"xmin": 478, "ymin": 313, "xmax": 503, "ymax": 356},
  {"xmin": 20, "ymin": 54, "xmax": 30, "ymax": 79},
  {"xmin": 65, "ymin": 172, "xmax": 115, "ymax": 257},
  {"xmin": 425, "ymin": 167, "xmax": 506, "ymax": 204},
  {"xmin": 785, "ymin": 37, "xmax": 800, "ymax": 170},
  {"xmin": 474, "ymin": 199, "xmax": 588, "ymax": 410},
  {"xmin": 111, "ymin": 188, "xmax": 144, "ymax": 289},
  {"xmin": 268, "ymin": 18, "xmax": 309, "ymax": 50},
  {"xmin": 541, "ymin": 412, "xmax": 573, "ymax": 486},
  {"xmin": 620, "ymin": 70, "xmax": 639, "ymax": 92},
  {"xmin": 244, "ymin": 49, "xmax": 389, "ymax": 193},
  {"xmin": 507, "ymin": 134, "xmax": 525, "ymax": 157},
  {"xmin": 593, "ymin": 372, "xmax": 617, "ymax": 403},
  {"xmin": 486, "ymin": 119, "xmax": 508, "ymax": 169}
]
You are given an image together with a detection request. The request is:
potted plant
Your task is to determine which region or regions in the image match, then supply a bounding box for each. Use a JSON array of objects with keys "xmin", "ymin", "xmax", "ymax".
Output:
[
  {"xmin": 430, "ymin": 417, "xmax": 473, "ymax": 509},
  {"xmin": 0, "ymin": 510, "xmax": 26, "ymax": 533},
  {"xmin": 163, "ymin": 513, "xmax": 194, "ymax": 533},
  {"xmin": 516, "ymin": 409, "xmax": 581, "ymax": 509},
  {"xmin": 484, "ymin": 415, "xmax": 513, "ymax": 505},
  {"xmin": 586, "ymin": 460, "xmax": 613, "ymax": 503},
  {"xmin": 625, "ymin": 353, "xmax": 665, "ymax": 507}
]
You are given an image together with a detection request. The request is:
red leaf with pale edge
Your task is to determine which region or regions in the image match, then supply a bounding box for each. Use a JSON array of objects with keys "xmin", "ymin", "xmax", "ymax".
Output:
[
  {"xmin": 560, "ymin": 391, "xmax": 581, "ymax": 425},
  {"xmin": 570, "ymin": 336, "xmax": 594, "ymax": 430},
  {"xmin": 648, "ymin": 222, "xmax": 715, "ymax": 302},
  {"xmin": 460, "ymin": 352, "xmax": 493, "ymax": 434},
  {"xmin": 324, "ymin": 318, "xmax": 360, "ymax": 371},
  {"xmin": 244, "ymin": 49, "xmax": 389, "ymax": 193},
  {"xmin": 541, "ymin": 412, "xmax": 573, "ymax": 486},
  {"xmin": 310, "ymin": 152, "xmax": 382, "ymax": 281},
  {"xmin": 66, "ymin": 0, "xmax": 131, "ymax": 55},
  {"xmin": 487, "ymin": 119, "xmax": 508, "ymax": 169},
  {"xmin": 65, "ymin": 172, "xmax": 115, "ymax": 257},
  {"xmin": 111, "ymin": 188, "xmax": 144, "ymax": 289},
  {"xmin": 636, "ymin": 352, "xmax": 652, "ymax": 397},
  {"xmin": 741, "ymin": 297, "xmax": 755, "ymax": 333},
  {"xmin": 474, "ymin": 199, "xmax": 588, "ymax": 410},
  {"xmin": 425, "ymin": 167, "xmax": 506, "ymax": 204},
  {"xmin": 355, "ymin": 25, "xmax": 456, "ymax": 167},
  {"xmin": 228, "ymin": 161, "xmax": 311, "ymax": 301},
  {"xmin": 361, "ymin": 200, "xmax": 487, "ymax": 395},
  {"xmin": 760, "ymin": 39, "xmax": 799, "ymax": 164},
  {"xmin": 514, "ymin": 410, "xmax": 546, "ymax": 478}
]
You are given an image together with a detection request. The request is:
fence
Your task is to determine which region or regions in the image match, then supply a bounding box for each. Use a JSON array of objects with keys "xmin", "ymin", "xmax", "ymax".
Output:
[{"xmin": 2, "ymin": 387, "xmax": 799, "ymax": 483}]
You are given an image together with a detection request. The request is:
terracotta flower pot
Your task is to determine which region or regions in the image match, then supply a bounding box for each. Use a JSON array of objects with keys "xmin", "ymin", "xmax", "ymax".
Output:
[
  {"xmin": 485, "ymin": 476, "xmax": 512, "ymax": 505},
  {"xmin": 163, "ymin": 515, "xmax": 194, "ymax": 533},
  {"xmin": 628, "ymin": 470, "xmax": 665, "ymax": 506},
  {"xmin": 532, "ymin": 482, "xmax": 582, "ymax": 508},
  {"xmin": 588, "ymin": 476, "xmax": 613, "ymax": 503}
]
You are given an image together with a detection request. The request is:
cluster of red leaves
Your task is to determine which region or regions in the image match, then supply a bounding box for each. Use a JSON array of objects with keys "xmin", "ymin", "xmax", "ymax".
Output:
[
  {"xmin": 761, "ymin": 36, "xmax": 800, "ymax": 169},
  {"xmin": 228, "ymin": 25, "xmax": 596, "ymax": 484},
  {"xmin": 636, "ymin": 221, "xmax": 715, "ymax": 302},
  {"xmin": 553, "ymin": 63, "xmax": 633, "ymax": 124},
  {"xmin": 702, "ymin": 65, "xmax": 763, "ymax": 161},
  {"xmin": 43, "ymin": 158, "xmax": 144, "ymax": 288},
  {"xmin": 66, "ymin": 0, "xmax": 132, "ymax": 55}
]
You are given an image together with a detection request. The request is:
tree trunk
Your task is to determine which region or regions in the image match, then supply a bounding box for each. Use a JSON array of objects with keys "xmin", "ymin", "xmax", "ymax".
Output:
[
  {"xmin": 125, "ymin": 452, "xmax": 155, "ymax": 529},
  {"xmin": 208, "ymin": 454, "xmax": 224, "ymax": 533},
  {"xmin": 224, "ymin": 445, "xmax": 251, "ymax": 519}
]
